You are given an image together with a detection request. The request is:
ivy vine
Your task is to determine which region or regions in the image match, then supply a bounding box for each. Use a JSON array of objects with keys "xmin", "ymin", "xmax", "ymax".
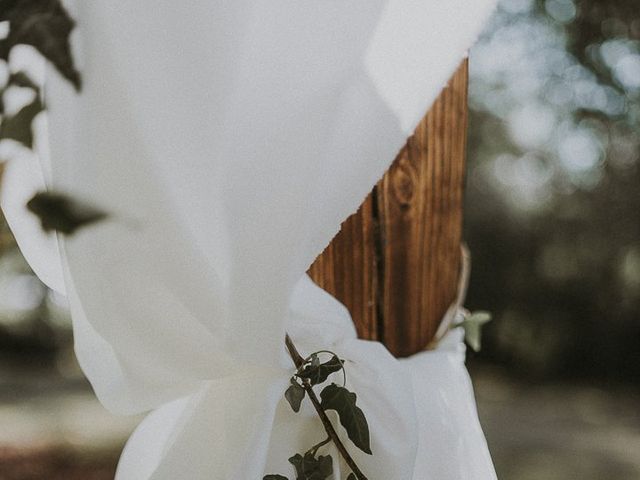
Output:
[{"xmin": 264, "ymin": 335, "xmax": 372, "ymax": 480}]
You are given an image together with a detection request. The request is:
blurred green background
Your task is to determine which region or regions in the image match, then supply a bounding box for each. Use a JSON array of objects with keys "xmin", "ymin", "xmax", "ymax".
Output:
[
  {"xmin": 0, "ymin": 0, "xmax": 639, "ymax": 478},
  {"xmin": 467, "ymin": 0, "xmax": 640, "ymax": 383},
  {"xmin": 465, "ymin": 0, "xmax": 640, "ymax": 478}
]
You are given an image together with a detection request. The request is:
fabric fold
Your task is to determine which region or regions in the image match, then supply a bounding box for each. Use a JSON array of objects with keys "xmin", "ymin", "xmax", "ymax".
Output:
[
  {"xmin": 402, "ymin": 330, "xmax": 498, "ymax": 480},
  {"xmin": 116, "ymin": 281, "xmax": 495, "ymax": 480}
]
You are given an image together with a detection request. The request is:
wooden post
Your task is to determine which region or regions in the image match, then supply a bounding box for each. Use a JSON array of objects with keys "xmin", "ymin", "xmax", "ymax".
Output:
[{"xmin": 308, "ymin": 60, "xmax": 468, "ymax": 357}]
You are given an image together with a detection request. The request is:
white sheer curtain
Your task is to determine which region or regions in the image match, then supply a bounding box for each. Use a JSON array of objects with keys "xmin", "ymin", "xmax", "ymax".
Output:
[{"xmin": 2, "ymin": 1, "xmax": 498, "ymax": 478}]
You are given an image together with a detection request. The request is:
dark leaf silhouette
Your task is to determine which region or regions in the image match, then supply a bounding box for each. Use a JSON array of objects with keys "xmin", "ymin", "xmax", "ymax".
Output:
[
  {"xmin": 0, "ymin": 95, "xmax": 42, "ymax": 148},
  {"xmin": 297, "ymin": 355, "xmax": 343, "ymax": 386},
  {"xmin": 0, "ymin": 0, "xmax": 81, "ymax": 90},
  {"xmin": 27, "ymin": 191, "xmax": 107, "ymax": 235},
  {"xmin": 8, "ymin": 71, "xmax": 39, "ymax": 90},
  {"xmin": 320, "ymin": 384, "xmax": 371, "ymax": 455},
  {"xmin": 285, "ymin": 380, "xmax": 306, "ymax": 413},
  {"xmin": 288, "ymin": 453, "xmax": 333, "ymax": 480}
]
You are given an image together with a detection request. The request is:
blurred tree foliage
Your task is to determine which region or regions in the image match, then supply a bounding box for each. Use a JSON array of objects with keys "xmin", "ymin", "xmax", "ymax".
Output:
[{"xmin": 466, "ymin": 0, "xmax": 640, "ymax": 381}]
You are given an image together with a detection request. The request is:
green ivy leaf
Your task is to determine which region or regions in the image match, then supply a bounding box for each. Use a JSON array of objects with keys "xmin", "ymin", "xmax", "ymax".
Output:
[
  {"xmin": 288, "ymin": 453, "xmax": 333, "ymax": 480},
  {"xmin": 263, "ymin": 476, "xmax": 289, "ymax": 480},
  {"xmin": 312, "ymin": 455, "xmax": 333, "ymax": 479},
  {"xmin": 297, "ymin": 355, "xmax": 343, "ymax": 386},
  {"xmin": 320, "ymin": 384, "xmax": 371, "ymax": 455},
  {"xmin": 284, "ymin": 379, "xmax": 305, "ymax": 413},
  {"xmin": 462, "ymin": 311, "xmax": 492, "ymax": 352},
  {"xmin": 0, "ymin": 0, "xmax": 81, "ymax": 90},
  {"xmin": 0, "ymin": 95, "xmax": 43, "ymax": 148},
  {"xmin": 26, "ymin": 191, "xmax": 107, "ymax": 235}
]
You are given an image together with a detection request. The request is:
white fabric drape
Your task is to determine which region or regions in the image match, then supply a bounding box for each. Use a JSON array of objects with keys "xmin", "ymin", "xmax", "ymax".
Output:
[{"xmin": 2, "ymin": 1, "xmax": 498, "ymax": 478}]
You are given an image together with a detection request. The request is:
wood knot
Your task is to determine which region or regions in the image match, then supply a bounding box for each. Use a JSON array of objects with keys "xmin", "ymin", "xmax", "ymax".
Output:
[{"xmin": 390, "ymin": 161, "xmax": 416, "ymax": 208}]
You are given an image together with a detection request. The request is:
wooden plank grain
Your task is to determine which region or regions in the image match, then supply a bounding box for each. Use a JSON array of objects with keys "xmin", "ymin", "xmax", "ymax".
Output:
[
  {"xmin": 307, "ymin": 195, "xmax": 379, "ymax": 340},
  {"xmin": 308, "ymin": 60, "xmax": 469, "ymax": 357}
]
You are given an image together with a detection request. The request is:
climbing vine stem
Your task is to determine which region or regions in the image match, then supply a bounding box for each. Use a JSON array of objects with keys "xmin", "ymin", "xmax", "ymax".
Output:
[{"xmin": 263, "ymin": 335, "xmax": 370, "ymax": 480}]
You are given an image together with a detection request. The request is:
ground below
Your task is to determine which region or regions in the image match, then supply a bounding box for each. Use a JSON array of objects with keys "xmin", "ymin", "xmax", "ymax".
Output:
[{"xmin": 0, "ymin": 363, "xmax": 638, "ymax": 479}]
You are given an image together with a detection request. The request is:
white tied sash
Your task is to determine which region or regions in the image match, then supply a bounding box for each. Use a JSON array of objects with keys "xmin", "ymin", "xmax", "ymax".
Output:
[{"xmin": 2, "ymin": 1, "xmax": 498, "ymax": 478}]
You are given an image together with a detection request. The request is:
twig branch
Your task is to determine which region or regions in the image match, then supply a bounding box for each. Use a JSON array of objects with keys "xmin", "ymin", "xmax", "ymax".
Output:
[
  {"xmin": 285, "ymin": 335, "xmax": 368, "ymax": 480},
  {"xmin": 307, "ymin": 436, "xmax": 332, "ymax": 457}
]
